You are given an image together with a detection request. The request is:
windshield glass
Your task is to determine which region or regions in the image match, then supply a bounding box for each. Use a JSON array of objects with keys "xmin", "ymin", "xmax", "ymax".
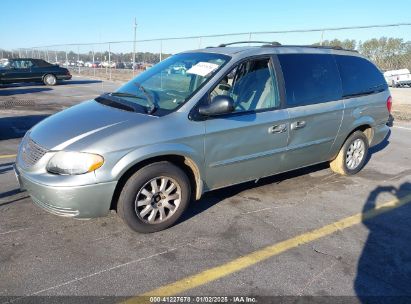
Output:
[{"xmin": 115, "ymin": 52, "xmax": 230, "ymax": 113}]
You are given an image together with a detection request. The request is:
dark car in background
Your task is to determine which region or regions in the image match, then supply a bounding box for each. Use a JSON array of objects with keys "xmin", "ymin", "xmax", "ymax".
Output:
[
  {"xmin": 0, "ymin": 58, "xmax": 71, "ymax": 86},
  {"xmin": 115, "ymin": 62, "xmax": 125, "ymax": 69},
  {"xmin": 124, "ymin": 62, "xmax": 133, "ymax": 69}
]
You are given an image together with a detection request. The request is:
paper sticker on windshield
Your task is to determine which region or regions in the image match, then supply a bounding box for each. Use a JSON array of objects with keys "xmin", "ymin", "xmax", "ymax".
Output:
[{"xmin": 187, "ymin": 62, "xmax": 219, "ymax": 77}]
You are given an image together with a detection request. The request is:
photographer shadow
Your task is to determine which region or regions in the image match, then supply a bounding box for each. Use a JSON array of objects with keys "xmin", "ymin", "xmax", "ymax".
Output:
[{"xmin": 355, "ymin": 182, "xmax": 411, "ymax": 303}]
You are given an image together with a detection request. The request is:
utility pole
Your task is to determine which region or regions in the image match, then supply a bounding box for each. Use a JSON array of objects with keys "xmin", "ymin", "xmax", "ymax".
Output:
[
  {"xmin": 160, "ymin": 40, "xmax": 162, "ymax": 62},
  {"xmin": 132, "ymin": 17, "xmax": 137, "ymax": 75}
]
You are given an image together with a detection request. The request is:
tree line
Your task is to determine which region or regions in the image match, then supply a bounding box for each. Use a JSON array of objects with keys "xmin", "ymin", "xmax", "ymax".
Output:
[
  {"xmin": 1, "ymin": 37, "xmax": 410, "ymax": 70},
  {"xmin": 315, "ymin": 37, "xmax": 411, "ymax": 71}
]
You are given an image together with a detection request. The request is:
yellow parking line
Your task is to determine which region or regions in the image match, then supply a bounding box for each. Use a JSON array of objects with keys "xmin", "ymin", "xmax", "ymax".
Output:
[
  {"xmin": 0, "ymin": 154, "xmax": 16, "ymax": 159},
  {"xmin": 123, "ymin": 193, "xmax": 411, "ymax": 303}
]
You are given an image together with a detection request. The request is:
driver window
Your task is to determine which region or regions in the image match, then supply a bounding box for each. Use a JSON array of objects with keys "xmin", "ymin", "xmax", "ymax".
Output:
[{"xmin": 210, "ymin": 58, "xmax": 279, "ymax": 112}]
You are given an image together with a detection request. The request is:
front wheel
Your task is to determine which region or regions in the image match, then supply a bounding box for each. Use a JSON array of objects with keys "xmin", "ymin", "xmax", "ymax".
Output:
[
  {"xmin": 43, "ymin": 74, "xmax": 57, "ymax": 86},
  {"xmin": 117, "ymin": 161, "xmax": 191, "ymax": 233},
  {"xmin": 329, "ymin": 131, "xmax": 369, "ymax": 176}
]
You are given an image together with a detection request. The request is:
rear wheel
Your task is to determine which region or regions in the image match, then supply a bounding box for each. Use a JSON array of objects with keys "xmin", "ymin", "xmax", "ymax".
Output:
[
  {"xmin": 329, "ymin": 131, "xmax": 369, "ymax": 176},
  {"xmin": 117, "ymin": 161, "xmax": 191, "ymax": 233},
  {"xmin": 43, "ymin": 74, "xmax": 57, "ymax": 86}
]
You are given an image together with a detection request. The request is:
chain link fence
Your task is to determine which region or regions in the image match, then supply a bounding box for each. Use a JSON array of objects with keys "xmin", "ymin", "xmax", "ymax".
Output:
[{"xmin": 1, "ymin": 23, "xmax": 411, "ymax": 82}]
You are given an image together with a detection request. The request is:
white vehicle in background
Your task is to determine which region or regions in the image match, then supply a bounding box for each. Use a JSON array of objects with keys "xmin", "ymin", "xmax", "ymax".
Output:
[
  {"xmin": 100, "ymin": 61, "xmax": 116, "ymax": 68},
  {"xmin": 84, "ymin": 62, "xmax": 93, "ymax": 67},
  {"xmin": 384, "ymin": 69, "xmax": 411, "ymax": 87},
  {"xmin": 0, "ymin": 58, "xmax": 9, "ymax": 67}
]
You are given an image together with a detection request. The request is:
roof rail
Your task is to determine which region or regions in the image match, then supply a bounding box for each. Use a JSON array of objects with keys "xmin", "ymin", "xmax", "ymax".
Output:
[
  {"xmin": 209, "ymin": 41, "xmax": 357, "ymax": 52},
  {"xmin": 217, "ymin": 41, "xmax": 281, "ymax": 47},
  {"xmin": 291, "ymin": 45, "xmax": 358, "ymax": 52}
]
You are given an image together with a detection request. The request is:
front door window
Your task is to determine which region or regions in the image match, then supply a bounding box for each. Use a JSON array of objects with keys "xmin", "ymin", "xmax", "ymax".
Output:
[{"xmin": 211, "ymin": 58, "xmax": 279, "ymax": 112}]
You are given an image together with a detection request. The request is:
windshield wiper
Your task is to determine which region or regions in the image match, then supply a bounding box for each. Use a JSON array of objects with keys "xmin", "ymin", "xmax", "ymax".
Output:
[
  {"xmin": 96, "ymin": 94, "xmax": 137, "ymax": 112},
  {"xmin": 96, "ymin": 92, "xmax": 149, "ymax": 113},
  {"xmin": 134, "ymin": 82, "xmax": 157, "ymax": 114},
  {"xmin": 110, "ymin": 92, "xmax": 145, "ymax": 99},
  {"xmin": 109, "ymin": 91, "xmax": 157, "ymax": 114}
]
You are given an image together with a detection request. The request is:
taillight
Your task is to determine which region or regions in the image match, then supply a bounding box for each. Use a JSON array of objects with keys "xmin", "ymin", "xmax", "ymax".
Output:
[{"xmin": 386, "ymin": 96, "xmax": 392, "ymax": 113}]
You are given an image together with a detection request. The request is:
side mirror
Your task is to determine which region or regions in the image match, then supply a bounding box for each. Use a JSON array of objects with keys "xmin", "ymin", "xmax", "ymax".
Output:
[{"xmin": 198, "ymin": 95, "xmax": 235, "ymax": 116}]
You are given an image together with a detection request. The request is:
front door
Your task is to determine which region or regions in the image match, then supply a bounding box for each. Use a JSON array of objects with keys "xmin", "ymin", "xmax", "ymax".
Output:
[{"xmin": 203, "ymin": 57, "xmax": 290, "ymax": 190}]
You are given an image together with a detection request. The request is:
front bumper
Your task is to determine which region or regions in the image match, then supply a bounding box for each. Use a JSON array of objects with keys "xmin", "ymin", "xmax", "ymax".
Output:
[{"xmin": 15, "ymin": 165, "xmax": 117, "ymax": 218}]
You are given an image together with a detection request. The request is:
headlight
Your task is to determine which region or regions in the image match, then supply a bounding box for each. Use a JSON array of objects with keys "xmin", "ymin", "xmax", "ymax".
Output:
[{"xmin": 47, "ymin": 151, "xmax": 104, "ymax": 175}]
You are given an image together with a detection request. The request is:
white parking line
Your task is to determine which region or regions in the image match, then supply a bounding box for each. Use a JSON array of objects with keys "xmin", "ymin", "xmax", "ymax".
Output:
[
  {"xmin": 393, "ymin": 125, "xmax": 411, "ymax": 131},
  {"xmin": 60, "ymin": 95, "xmax": 98, "ymax": 98},
  {"xmin": 0, "ymin": 227, "xmax": 30, "ymax": 235},
  {"xmin": 60, "ymin": 85, "xmax": 114, "ymax": 89},
  {"xmin": 7, "ymin": 242, "xmax": 190, "ymax": 302}
]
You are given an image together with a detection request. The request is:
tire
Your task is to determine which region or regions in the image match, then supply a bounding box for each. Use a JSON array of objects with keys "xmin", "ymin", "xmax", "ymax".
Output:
[
  {"xmin": 329, "ymin": 131, "xmax": 369, "ymax": 176},
  {"xmin": 117, "ymin": 161, "xmax": 191, "ymax": 233},
  {"xmin": 43, "ymin": 74, "xmax": 57, "ymax": 86}
]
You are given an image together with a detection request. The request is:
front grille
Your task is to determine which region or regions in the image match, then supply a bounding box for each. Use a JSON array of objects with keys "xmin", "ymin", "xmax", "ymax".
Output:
[{"xmin": 21, "ymin": 136, "xmax": 48, "ymax": 167}]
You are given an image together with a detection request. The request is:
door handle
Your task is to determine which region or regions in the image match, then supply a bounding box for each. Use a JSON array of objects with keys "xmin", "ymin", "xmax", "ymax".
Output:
[
  {"xmin": 268, "ymin": 124, "xmax": 287, "ymax": 134},
  {"xmin": 290, "ymin": 120, "xmax": 306, "ymax": 130}
]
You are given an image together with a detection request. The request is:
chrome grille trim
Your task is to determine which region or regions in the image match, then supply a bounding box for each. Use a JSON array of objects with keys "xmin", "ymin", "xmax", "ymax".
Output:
[{"xmin": 21, "ymin": 137, "xmax": 48, "ymax": 167}]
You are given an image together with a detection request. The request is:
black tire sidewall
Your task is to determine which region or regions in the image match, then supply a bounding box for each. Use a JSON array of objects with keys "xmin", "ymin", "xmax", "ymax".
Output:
[
  {"xmin": 118, "ymin": 162, "xmax": 191, "ymax": 233},
  {"xmin": 341, "ymin": 131, "xmax": 369, "ymax": 175}
]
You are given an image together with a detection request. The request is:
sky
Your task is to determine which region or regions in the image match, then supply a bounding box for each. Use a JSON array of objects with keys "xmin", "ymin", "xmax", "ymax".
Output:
[{"xmin": 1, "ymin": 0, "xmax": 411, "ymax": 53}]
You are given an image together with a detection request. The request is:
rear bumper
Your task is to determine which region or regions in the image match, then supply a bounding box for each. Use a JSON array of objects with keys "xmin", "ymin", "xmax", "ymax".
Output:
[
  {"xmin": 370, "ymin": 123, "xmax": 390, "ymax": 147},
  {"xmin": 57, "ymin": 75, "xmax": 72, "ymax": 80},
  {"xmin": 15, "ymin": 165, "xmax": 117, "ymax": 218}
]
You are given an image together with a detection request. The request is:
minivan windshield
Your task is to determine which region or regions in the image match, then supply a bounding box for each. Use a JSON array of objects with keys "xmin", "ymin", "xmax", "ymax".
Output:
[{"xmin": 112, "ymin": 53, "xmax": 230, "ymax": 114}]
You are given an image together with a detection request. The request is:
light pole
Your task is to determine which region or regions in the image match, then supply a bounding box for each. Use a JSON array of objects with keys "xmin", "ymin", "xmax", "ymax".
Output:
[
  {"xmin": 160, "ymin": 40, "xmax": 162, "ymax": 62},
  {"xmin": 132, "ymin": 17, "xmax": 137, "ymax": 75}
]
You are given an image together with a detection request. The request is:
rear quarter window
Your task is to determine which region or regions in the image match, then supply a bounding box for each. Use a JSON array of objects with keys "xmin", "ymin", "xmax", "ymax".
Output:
[
  {"xmin": 33, "ymin": 59, "xmax": 53, "ymax": 67},
  {"xmin": 278, "ymin": 54, "xmax": 342, "ymax": 107},
  {"xmin": 335, "ymin": 55, "xmax": 387, "ymax": 97}
]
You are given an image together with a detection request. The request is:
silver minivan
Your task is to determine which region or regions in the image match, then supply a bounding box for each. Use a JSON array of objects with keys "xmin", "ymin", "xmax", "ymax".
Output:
[{"xmin": 15, "ymin": 43, "xmax": 391, "ymax": 233}]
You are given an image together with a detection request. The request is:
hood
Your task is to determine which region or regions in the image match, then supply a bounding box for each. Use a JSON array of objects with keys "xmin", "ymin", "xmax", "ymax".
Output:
[{"xmin": 30, "ymin": 100, "xmax": 156, "ymax": 150}]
